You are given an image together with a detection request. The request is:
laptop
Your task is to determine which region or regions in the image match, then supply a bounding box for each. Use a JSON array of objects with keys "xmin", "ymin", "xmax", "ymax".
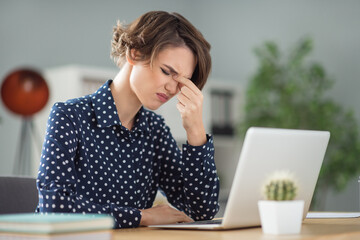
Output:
[{"xmin": 149, "ymin": 127, "xmax": 330, "ymax": 230}]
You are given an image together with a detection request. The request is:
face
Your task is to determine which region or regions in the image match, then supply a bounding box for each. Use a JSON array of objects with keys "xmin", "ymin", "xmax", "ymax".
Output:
[{"xmin": 129, "ymin": 46, "xmax": 196, "ymax": 110}]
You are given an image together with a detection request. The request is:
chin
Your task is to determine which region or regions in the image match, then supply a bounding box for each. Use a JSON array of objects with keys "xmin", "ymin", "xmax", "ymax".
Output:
[{"xmin": 144, "ymin": 103, "xmax": 161, "ymax": 111}]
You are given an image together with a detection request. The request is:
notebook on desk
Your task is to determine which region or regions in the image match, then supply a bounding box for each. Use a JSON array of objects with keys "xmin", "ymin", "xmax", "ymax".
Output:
[{"xmin": 149, "ymin": 127, "xmax": 330, "ymax": 230}]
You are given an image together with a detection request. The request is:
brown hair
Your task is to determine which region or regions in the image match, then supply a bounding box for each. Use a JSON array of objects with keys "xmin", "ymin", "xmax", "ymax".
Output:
[{"xmin": 110, "ymin": 11, "xmax": 211, "ymax": 90}]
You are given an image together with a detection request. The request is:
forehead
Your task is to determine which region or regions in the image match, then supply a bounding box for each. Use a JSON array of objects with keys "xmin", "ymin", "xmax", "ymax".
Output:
[{"xmin": 155, "ymin": 46, "xmax": 196, "ymax": 78}]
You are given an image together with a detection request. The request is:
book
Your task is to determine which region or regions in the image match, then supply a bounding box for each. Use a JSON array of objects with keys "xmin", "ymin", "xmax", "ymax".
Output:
[
  {"xmin": 0, "ymin": 213, "xmax": 114, "ymax": 235},
  {"xmin": 0, "ymin": 230, "xmax": 112, "ymax": 240},
  {"xmin": 306, "ymin": 212, "xmax": 360, "ymax": 219}
]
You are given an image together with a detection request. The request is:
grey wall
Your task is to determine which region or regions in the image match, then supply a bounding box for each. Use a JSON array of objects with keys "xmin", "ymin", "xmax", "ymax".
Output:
[{"xmin": 1, "ymin": 0, "xmax": 360, "ymax": 211}]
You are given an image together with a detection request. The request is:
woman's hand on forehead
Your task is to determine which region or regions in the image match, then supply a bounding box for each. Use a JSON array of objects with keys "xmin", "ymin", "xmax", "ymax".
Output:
[{"xmin": 173, "ymin": 74, "xmax": 206, "ymax": 146}]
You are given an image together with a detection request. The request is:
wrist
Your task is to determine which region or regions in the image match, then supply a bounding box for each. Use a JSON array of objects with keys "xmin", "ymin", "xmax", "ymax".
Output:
[
  {"xmin": 139, "ymin": 209, "xmax": 149, "ymax": 226},
  {"xmin": 186, "ymin": 126, "xmax": 207, "ymax": 146}
]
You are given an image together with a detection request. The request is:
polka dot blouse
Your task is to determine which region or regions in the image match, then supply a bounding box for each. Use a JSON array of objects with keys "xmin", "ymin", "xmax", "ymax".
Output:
[{"xmin": 36, "ymin": 80, "xmax": 220, "ymax": 228}]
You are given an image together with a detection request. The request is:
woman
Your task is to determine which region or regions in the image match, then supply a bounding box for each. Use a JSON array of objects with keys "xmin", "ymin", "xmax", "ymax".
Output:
[{"xmin": 36, "ymin": 11, "xmax": 219, "ymax": 229}]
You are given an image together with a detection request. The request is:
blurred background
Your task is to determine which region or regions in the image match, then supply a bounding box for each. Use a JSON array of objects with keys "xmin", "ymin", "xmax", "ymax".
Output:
[{"xmin": 1, "ymin": 0, "xmax": 360, "ymax": 214}]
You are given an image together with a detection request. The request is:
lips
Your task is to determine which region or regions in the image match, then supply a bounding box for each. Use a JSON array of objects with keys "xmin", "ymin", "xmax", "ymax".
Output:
[{"xmin": 156, "ymin": 93, "xmax": 169, "ymax": 103}]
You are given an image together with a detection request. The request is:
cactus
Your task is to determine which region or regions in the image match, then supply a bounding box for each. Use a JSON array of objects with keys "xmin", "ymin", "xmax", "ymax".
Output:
[{"xmin": 263, "ymin": 171, "xmax": 298, "ymax": 201}]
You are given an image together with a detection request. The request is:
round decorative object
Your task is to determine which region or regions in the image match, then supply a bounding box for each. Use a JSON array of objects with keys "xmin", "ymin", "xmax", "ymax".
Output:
[{"xmin": 1, "ymin": 68, "xmax": 49, "ymax": 116}]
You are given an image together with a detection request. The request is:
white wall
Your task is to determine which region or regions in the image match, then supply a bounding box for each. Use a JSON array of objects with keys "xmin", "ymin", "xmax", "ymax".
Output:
[{"xmin": 1, "ymin": 0, "xmax": 360, "ymax": 211}]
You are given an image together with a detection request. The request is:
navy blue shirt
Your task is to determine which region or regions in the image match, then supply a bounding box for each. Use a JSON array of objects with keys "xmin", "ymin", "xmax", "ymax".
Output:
[{"xmin": 36, "ymin": 80, "xmax": 220, "ymax": 228}]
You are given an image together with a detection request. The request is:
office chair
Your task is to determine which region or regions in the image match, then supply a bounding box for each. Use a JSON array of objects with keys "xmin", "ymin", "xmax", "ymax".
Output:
[{"xmin": 0, "ymin": 176, "xmax": 38, "ymax": 214}]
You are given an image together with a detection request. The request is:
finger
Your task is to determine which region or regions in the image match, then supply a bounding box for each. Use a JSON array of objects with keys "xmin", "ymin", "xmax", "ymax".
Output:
[
  {"xmin": 176, "ymin": 101, "xmax": 185, "ymax": 113},
  {"xmin": 173, "ymin": 74, "xmax": 202, "ymax": 95},
  {"xmin": 160, "ymin": 205, "xmax": 193, "ymax": 223},
  {"xmin": 179, "ymin": 88, "xmax": 203, "ymax": 111},
  {"xmin": 177, "ymin": 214, "xmax": 194, "ymax": 223},
  {"xmin": 179, "ymin": 85, "xmax": 197, "ymax": 101},
  {"xmin": 172, "ymin": 209, "xmax": 193, "ymax": 223},
  {"xmin": 177, "ymin": 92, "xmax": 192, "ymax": 107}
]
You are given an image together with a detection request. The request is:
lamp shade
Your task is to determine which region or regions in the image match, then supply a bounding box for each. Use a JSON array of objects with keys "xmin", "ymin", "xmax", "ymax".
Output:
[{"xmin": 1, "ymin": 68, "xmax": 49, "ymax": 116}]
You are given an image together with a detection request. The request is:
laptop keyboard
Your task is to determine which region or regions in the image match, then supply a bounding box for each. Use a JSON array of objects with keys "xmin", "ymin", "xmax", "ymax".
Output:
[{"xmin": 177, "ymin": 219, "xmax": 223, "ymax": 225}]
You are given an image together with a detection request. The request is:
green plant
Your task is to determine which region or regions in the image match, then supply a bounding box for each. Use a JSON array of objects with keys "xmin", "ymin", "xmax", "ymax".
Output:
[
  {"xmin": 240, "ymin": 37, "xmax": 360, "ymax": 209},
  {"xmin": 263, "ymin": 171, "xmax": 298, "ymax": 201}
]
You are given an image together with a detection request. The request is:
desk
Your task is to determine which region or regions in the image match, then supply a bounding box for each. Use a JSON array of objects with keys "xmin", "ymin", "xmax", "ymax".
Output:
[{"xmin": 112, "ymin": 218, "xmax": 360, "ymax": 240}]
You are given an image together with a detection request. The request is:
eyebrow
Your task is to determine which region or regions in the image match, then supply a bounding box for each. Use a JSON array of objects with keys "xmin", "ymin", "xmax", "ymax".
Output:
[{"xmin": 163, "ymin": 64, "xmax": 191, "ymax": 79}]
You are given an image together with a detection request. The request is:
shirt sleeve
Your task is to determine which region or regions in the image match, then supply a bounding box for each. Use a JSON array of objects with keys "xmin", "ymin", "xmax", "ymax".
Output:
[
  {"xmin": 36, "ymin": 104, "xmax": 141, "ymax": 229},
  {"xmin": 156, "ymin": 117, "xmax": 220, "ymax": 220}
]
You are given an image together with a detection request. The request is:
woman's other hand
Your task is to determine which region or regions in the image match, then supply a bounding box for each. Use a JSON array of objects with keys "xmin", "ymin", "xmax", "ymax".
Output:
[{"xmin": 139, "ymin": 204, "xmax": 193, "ymax": 226}]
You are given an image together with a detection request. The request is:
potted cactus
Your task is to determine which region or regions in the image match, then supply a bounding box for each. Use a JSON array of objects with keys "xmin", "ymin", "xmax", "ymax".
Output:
[{"xmin": 258, "ymin": 171, "xmax": 304, "ymax": 235}]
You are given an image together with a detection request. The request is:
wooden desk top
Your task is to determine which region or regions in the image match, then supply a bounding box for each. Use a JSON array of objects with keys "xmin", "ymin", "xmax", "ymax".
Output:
[{"xmin": 112, "ymin": 218, "xmax": 360, "ymax": 240}]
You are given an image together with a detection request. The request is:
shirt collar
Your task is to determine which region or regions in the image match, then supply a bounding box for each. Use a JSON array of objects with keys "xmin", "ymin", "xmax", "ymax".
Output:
[
  {"xmin": 91, "ymin": 80, "xmax": 150, "ymax": 133},
  {"xmin": 91, "ymin": 80, "xmax": 120, "ymax": 128},
  {"xmin": 132, "ymin": 107, "xmax": 151, "ymax": 133}
]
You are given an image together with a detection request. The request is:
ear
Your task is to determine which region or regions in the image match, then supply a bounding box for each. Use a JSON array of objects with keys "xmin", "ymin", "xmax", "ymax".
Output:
[{"xmin": 126, "ymin": 49, "xmax": 137, "ymax": 65}]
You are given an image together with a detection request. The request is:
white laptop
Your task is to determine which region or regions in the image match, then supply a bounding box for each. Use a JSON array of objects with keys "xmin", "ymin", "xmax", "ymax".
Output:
[{"xmin": 149, "ymin": 127, "xmax": 330, "ymax": 230}]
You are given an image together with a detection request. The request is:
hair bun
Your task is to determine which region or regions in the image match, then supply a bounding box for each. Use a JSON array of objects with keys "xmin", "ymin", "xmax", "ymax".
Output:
[{"xmin": 110, "ymin": 20, "xmax": 128, "ymax": 67}]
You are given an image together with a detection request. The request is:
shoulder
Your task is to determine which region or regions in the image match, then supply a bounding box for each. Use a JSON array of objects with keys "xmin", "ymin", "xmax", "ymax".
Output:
[{"xmin": 50, "ymin": 94, "xmax": 92, "ymax": 120}]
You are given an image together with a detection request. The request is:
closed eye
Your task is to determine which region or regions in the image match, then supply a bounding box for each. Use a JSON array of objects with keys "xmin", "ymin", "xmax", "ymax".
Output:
[{"xmin": 160, "ymin": 67, "xmax": 170, "ymax": 76}]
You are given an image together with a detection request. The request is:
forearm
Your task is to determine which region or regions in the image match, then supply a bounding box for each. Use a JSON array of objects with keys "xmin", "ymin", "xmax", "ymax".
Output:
[
  {"xmin": 37, "ymin": 186, "xmax": 141, "ymax": 228},
  {"xmin": 160, "ymin": 135, "xmax": 220, "ymax": 220},
  {"xmin": 180, "ymin": 148, "xmax": 220, "ymax": 220}
]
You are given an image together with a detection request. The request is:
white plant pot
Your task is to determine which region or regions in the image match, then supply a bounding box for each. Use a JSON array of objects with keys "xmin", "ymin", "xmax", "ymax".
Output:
[{"xmin": 258, "ymin": 200, "xmax": 304, "ymax": 235}]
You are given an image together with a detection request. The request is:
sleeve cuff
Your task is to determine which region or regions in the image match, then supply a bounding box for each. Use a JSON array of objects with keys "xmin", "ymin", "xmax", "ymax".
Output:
[
  {"xmin": 181, "ymin": 134, "xmax": 215, "ymax": 174},
  {"xmin": 183, "ymin": 134, "xmax": 214, "ymax": 156},
  {"xmin": 110, "ymin": 205, "xmax": 142, "ymax": 229}
]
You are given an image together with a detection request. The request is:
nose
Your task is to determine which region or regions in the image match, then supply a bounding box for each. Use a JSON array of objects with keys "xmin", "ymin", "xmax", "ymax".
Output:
[{"xmin": 164, "ymin": 78, "xmax": 179, "ymax": 95}]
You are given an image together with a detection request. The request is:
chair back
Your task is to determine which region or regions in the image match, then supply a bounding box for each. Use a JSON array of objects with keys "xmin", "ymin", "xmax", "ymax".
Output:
[{"xmin": 0, "ymin": 176, "xmax": 38, "ymax": 214}]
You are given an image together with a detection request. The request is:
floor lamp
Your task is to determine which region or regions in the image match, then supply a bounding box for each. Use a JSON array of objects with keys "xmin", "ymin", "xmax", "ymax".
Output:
[{"xmin": 1, "ymin": 68, "xmax": 49, "ymax": 176}]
